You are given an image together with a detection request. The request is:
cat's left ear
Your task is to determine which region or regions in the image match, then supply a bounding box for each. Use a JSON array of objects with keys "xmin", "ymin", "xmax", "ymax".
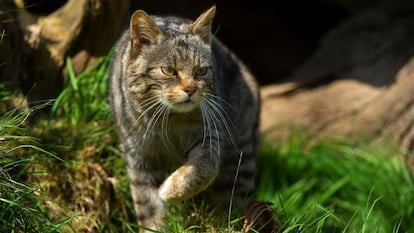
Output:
[
  {"xmin": 188, "ymin": 6, "xmax": 216, "ymax": 43},
  {"xmin": 130, "ymin": 10, "xmax": 161, "ymax": 57}
]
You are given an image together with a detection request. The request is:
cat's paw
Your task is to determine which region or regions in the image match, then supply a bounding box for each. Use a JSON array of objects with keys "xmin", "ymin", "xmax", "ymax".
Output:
[
  {"xmin": 158, "ymin": 174, "xmax": 185, "ymax": 202},
  {"xmin": 158, "ymin": 165, "xmax": 212, "ymax": 202},
  {"xmin": 159, "ymin": 165, "xmax": 197, "ymax": 202}
]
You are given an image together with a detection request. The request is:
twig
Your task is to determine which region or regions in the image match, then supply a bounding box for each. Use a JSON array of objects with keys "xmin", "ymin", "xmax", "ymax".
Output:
[{"xmin": 228, "ymin": 151, "xmax": 243, "ymax": 227}]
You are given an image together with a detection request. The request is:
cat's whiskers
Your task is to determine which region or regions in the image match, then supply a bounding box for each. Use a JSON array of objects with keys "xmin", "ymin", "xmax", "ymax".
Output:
[
  {"xmin": 210, "ymin": 109, "xmax": 221, "ymax": 158},
  {"xmin": 160, "ymin": 105, "xmax": 173, "ymax": 152},
  {"xmin": 140, "ymin": 95, "xmax": 162, "ymax": 108},
  {"xmin": 141, "ymin": 103, "xmax": 166, "ymax": 145},
  {"xmin": 200, "ymin": 102, "xmax": 219, "ymax": 158},
  {"xmin": 127, "ymin": 96, "xmax": 164, "ymax": 160},
  {"xmin": 200, "ymin": 103, "xmax": 210, "ymax": 148},
  {"xmin": 126, "ymin": 96, "xmax": 160, "ymax": 138},
  {"xmin": 204, "ymin": 94, "xmax": 237, "ymax": 150},
  {"xmin": 206, "ymin": 93, "xmax": 236, "ymax": 112},
  {"xmin": 137, "ymin": 98, "xmax": 176, "ymax": 157}
]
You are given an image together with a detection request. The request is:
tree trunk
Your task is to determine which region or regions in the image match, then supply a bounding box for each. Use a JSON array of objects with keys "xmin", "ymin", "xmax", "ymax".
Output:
[{"xmin": 0, "ymin": 0, "xmax": 129, "ymax": 100}]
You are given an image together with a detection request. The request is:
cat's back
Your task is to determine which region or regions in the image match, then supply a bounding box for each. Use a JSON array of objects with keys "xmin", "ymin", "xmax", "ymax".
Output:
[{"xmin": 210, "ymin": 38, "xmax": 260, "ymax": 131}]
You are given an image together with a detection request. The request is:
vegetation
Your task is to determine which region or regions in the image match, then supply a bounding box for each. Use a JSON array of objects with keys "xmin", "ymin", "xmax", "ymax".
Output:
[
  {"xmin": 258, "ymin": 137, "xmax": 413, "ymax": 233},
  {"xmin": 1, "ymin": 55, "xmax": 413, "ymax": 232}
]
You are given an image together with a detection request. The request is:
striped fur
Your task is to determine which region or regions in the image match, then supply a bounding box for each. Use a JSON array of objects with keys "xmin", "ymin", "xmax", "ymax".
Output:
[{"xmin": 108, "ymin": 6, "xmax": 260, "ymax": 232}]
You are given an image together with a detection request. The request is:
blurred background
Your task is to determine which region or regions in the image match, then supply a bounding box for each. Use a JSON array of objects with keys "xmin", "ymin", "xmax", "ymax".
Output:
[{"xmin": 4, "ymin": 0, "xmax": 352, "ymax": 86}]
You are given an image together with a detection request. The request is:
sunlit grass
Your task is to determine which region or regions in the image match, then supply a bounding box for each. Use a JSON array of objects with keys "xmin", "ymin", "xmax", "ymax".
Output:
[
  {"xmin": 0, "ymin": 93, "xmax": 73, "ymax": 232},
  {"xmin": 258, "ymin": 135, "xmax": 414, "ymax": 232}
]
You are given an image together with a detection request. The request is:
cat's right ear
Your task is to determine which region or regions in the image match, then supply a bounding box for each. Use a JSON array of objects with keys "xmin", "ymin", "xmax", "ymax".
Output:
[
  {"xmin": 189, "ymin": 6, "xmax": 216, "ymax": 43},
  {"xmin": 130, "ymin": 10, "xmax": 161, "ymax": 57}
]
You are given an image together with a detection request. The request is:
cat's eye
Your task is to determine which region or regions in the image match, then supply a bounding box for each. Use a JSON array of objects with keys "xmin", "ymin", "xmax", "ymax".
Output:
[
  {"xmin": 161, "ymin": 67, "xmax": 177, "ymax": 76},
  {"xmin": 195, "ymin": 67, "xmax": 208, "ymax": 76}
]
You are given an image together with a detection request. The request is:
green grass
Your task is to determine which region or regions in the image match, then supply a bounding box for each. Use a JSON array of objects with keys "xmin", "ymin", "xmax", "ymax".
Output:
[
  {"xmin": 0, "ymin": 94, "xmax": 74, "ymax": 232},
  {"xmin": 1, "ymin": 54, "xmax": 414, "ymax": 232},
  {"xmin": 258, "ymin": 136, "xmax": 414, "ymax": 233}
]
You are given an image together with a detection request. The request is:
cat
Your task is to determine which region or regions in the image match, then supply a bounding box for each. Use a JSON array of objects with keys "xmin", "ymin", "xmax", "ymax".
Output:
[{"xmin": 108, "ymin": 6, "xmax": 260, "ymax": 232}]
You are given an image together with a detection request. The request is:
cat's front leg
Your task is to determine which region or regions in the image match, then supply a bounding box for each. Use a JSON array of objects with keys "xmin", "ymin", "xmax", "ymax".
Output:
[
  {"xmin": 158, "ymin": 146, "xmax": 219, "ymax": 202},
  {"xmin": 125, "ymin": 160, "xmax": 167, "ymax": 232}
]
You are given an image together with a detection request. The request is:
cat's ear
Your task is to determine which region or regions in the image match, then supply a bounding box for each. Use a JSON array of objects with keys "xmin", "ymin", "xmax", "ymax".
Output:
[
  {"xmin": 188, "ymin": 6, "xmax": 216, "ymax": 43},
  {"xmin": 130, "ymin": 10, "xmax": 161, "ymax": 56}
]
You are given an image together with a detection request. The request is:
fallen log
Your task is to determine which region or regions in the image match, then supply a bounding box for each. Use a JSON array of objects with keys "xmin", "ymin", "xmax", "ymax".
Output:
[{"xmin": 260, "ymin": 3, "xmax": 414, "ymax": 171}]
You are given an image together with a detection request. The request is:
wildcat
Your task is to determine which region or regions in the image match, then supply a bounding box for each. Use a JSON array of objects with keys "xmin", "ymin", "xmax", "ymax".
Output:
[{"xmin": 109, "ymin": 6, "xmax": 260, "ymax": 232}]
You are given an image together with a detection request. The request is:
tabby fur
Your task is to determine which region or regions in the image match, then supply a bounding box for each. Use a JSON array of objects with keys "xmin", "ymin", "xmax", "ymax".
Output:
[{"xmin": 108, "ymin": 6, "xmax": 260, "ymax": 232}]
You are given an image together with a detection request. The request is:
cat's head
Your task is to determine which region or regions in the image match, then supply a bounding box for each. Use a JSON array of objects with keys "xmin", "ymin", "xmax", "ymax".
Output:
[{"xmin": 126, "ymin": 6, "xmax": 216, "ymax": 113}]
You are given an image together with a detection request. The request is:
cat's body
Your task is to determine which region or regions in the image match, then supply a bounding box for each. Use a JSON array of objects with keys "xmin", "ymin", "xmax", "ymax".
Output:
[{"xmin": 109, "ymin": 7, "xmax": 260, "ymax": 232}]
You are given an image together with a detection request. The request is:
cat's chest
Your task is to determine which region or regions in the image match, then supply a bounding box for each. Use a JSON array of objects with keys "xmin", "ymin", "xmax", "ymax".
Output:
[
  {"xmin": 163, "ymin": 120, "xmax": 202, "ymax": 149},
  {"xmin": 147, "ymin": 115, "xmax": 203, "ymax": 157}
]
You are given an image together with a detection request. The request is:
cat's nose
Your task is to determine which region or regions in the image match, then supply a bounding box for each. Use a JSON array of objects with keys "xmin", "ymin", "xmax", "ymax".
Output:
[{"xmin": 184, "ymin": 84, "xmax": 197, "ymax": 96}]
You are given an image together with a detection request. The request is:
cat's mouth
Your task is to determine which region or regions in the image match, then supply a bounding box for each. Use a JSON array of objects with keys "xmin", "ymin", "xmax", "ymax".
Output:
[
  {"xmin": 177, "ymin": 98, "xmax": 195, "ymax": 106},
  {"xmin": 166, "ymin": 89, "xmax": 207, "ymax": 113},
  {"xmin": 170, "ymin": 98, "xmax": 201, "ymax": 113},
  {"xmin": 181, "ymin": 99, "xmax": 192, "ymax": 104}
]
